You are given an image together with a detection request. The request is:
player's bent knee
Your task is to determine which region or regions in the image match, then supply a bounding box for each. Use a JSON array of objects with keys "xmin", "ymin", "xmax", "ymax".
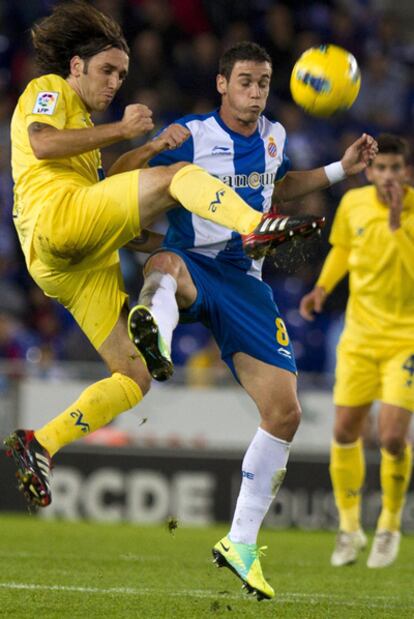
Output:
[
  {"xmin": 380, "ymin": 434, "xmax": 406, "ymax": 456},
  {"xmin": 144, "ymin": 251, "xmax": 182, "ymax": 279},
  {"xmin": 333, "ymin": 417, "xmax": 362, "ymax": 443},
  {"xmin": 261, "ymin": 401, "xmax": 301, "ymax": 440}
]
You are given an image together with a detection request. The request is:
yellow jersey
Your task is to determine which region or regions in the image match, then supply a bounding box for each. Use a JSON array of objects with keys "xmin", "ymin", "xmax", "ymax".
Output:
[
  {"xmin": 11, "ymin": 73, "xmax": 103, "ymax": 260},
  {"xmin": 326, "ymin": 185, "xmax": 414, "ymax": 343}
]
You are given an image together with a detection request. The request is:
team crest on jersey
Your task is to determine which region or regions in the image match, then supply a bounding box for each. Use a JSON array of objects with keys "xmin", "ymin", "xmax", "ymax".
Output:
[
  {"xmin": 32, "ymin": 91, "xmax": 59, "ymax": 115},
  {"xmin": 267, "ymin": 137, "xmax": 277, "ymax": 157}
]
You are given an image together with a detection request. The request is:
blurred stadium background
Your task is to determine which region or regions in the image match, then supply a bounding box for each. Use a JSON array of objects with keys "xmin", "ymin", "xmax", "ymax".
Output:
[{"xmin": 0, "ymin": 0, "xmax": 413, "ymax": 529}]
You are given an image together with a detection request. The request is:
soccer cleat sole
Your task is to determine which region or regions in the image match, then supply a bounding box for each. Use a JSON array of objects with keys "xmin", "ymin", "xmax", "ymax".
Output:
[
  {"xmin": 4, "ymin": 432, "xmax": 51, "ymax": 507},
  {"xmin": 128, "ymin": 306, "xmax": 173, "ymax": 382},
  {"xmin": 212, "ymin": 548, "xmax": 270, "ymax": 601},
  {"xmin": 245, "ymin": 217, "xmax": 325, "ymax": 260}
]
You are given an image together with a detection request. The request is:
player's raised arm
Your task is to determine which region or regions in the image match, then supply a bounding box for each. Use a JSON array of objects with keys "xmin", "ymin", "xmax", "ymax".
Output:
[
  {"xmin": 108, "ymin": 123, "xmax": 191, "ymax": 176},
  {"xmin": 28, "ymin": 103, "xmax": 154, "ymax": 160},
  {"xmin": 274, "ymin": 134, "xmax": 378, "ymax": 202}
]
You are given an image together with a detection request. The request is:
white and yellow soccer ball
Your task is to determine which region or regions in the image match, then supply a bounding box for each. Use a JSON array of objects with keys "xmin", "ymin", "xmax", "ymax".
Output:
[{"xmin": 290, "ymin": 44, "xmax": 361, "ymax": 117}]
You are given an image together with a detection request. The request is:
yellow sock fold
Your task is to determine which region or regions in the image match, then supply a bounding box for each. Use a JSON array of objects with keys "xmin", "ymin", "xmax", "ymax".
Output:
[
  {"xmin": 35, "ymin": 373, "xmax": 143, "ymax": 456},
  {"xmin": 377, "ymin": 444, "xmax": 412, "ymax": 532},
  {"xmin": 329, "ymin": 439, "xmax": 365, "ymax": 532},
  {"xmin": 169, "ymin": 164, "xmax": 261, "ymax": 234}
]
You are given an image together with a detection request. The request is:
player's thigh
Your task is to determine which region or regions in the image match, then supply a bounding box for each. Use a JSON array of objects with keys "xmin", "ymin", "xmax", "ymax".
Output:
[
  {"xmin": 144, "ymin": 250, "xmax": 198, "ymax": 308},
  {"xmin": 138, "ymin": 163, "xmax": 188, "ymax": 230},
  {"xmin": 334, "ymin": 337, "xmax": 380, "ymax": 407},
  {"xmin": 31, "ymin": 258, "xmax": 130, "ymax": 352},
  {"xmin": 233, "ymin": 352, "xmax": 301, "ymax": 439},
  {"xmin": 33, "ymin": 171, "xmax": 141, "ymax": 268},
  {"xmin": 380, "ymin": 347, "xmax": 414, "ymax": 412}
]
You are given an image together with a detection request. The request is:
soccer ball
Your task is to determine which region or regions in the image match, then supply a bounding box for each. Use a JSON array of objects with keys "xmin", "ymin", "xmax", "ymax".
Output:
[{"xmin": 290, "ymin": 44, "xmax": 361, "ymax": 117}]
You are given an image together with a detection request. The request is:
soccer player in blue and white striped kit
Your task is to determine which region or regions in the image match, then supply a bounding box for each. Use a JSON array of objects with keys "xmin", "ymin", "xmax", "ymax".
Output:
[{"xmin": 128, "ymin": 42, "xmax": 377, "ymax": 599}]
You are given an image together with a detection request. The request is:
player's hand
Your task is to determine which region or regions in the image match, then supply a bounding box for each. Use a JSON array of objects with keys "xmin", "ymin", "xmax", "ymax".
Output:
[
  {"xmin": 120, "ymin": 104, "xmax": 154, "ymax": 139},
  {"xmin": 299, "ymin": 286, "xmax": 327, "ymax": 321},
  {"xmin": 341, "ymin": 133, "xmax": 378, "ymax": 176},
  {"xmin": 153, "ymin": 124, "xmax": 191, "ymax": 152},
  {"xmin": 385, "ymin": 180, "xmax": 404, "ymax": 230}
]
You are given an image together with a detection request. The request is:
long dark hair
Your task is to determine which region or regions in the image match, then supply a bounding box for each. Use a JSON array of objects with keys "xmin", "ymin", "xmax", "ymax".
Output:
[{"xmin": 31, "ymin": 1, "xmax": 129, "ymax": 78}]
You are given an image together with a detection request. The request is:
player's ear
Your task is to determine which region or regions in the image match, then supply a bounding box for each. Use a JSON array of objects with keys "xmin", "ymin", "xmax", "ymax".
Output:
[
  {"xmin": 217, "ymin": 74, "xmax": 227, "ymax": 96},
  {"xmin": 69, "ymin": 55, "xmax": 84, "ymax": 78}
]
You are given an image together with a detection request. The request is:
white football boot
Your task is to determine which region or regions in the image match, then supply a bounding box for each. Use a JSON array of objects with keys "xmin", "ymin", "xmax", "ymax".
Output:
[
  {"xmin": 330, "ymin": 529, "xmax": 367, "ymax": 566},
  {"xmin": 367, "ymin": 530, "xmax": 401, "ymax": 568}
]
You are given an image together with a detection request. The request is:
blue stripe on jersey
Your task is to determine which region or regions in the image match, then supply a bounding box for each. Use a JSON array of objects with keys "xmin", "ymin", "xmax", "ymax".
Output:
[
  {"xmin": 97, "ymin": 167, "xmax": 105, "ymax": 181},
  {"xmin": 164, "ymin": 206, "xmax": 195, "ymax": 248}
]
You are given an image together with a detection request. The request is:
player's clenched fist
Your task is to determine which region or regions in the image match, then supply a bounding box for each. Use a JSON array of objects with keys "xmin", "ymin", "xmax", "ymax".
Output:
[
  {"xmin": 154, "ymin": 124, "xmax": 191, "ymax": 151},
  {"xmin": 120, "ymin": 104, "xmax": 154, "ymax": 139}
]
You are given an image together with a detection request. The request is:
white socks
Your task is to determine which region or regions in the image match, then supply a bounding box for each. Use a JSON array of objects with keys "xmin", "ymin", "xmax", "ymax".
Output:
[
  {"xmin": 139, "ymin": 271, "xmax": 179, "ymax": 352},
  {"xmin": 229, "ymin": 427, "xmax": 291, "ymax": 545}
]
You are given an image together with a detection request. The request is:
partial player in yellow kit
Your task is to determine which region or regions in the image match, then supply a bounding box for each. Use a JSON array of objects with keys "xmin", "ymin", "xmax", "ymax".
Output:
[
  {"xmin": 6, "ymin": 1, "xmax": 326, "ymax": 509},
  {"xmin": 300, "ymin": 134, "xmax": 414, "ymax": 569}
]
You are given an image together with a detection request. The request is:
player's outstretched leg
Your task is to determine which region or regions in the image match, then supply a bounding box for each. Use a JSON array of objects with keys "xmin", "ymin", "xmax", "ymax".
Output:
[
  {"xmin": 4, "ymin": 429, "xmax": 52, "ymax": 507},
  {"xmin": 242, "ymin": 214, "xmax": 326, "ymax": 259},
  {"xmin": 212, "ymin": 535, "xmax": 275, "ymax": 601},
  {"xmin": 168, "ymin": 164, "xmax": 325, "ymax": 259},
  {"xmin": 330, "ymin": 529, "xmax": 367, "ymax": 566},
  {"xmin": 128, "ymin": 305, "xmax": 173, "ymax": 382}
]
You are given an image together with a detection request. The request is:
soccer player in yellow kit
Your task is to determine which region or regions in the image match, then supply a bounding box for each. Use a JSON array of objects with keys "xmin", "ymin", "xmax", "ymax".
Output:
[
  {"xmin": 300, "ymin": 134, "xmax": 414, "ymax": 569},
  {"xmin": 5, "ymin": 1, "xmax": 332, "ymax": 509}
]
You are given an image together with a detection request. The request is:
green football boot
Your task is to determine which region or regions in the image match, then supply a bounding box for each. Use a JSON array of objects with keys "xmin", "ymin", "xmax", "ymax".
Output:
[
  {"xmin": 128, "ymin": 305, "xmax": 173, "ymax": 381},
  {"xmin": 212, "ymin": 535, "xmax": 275, "ymax": 600}
]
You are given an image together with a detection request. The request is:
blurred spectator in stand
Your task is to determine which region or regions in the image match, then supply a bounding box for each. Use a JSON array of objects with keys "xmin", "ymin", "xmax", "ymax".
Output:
[
  {"xmin": 221, "ymin": 21, "xmax": 253, "ymax": 51},
  {"xmin": 173, "ymin": 32, "xmax": 220, "ymax": 109},
  {"xmin": 262, "ymin": 4, "xmax": 296, "ymax": 101},
  {"xmin": 350, "ymin": 49, "xmax": 408, "ymax": 132}
]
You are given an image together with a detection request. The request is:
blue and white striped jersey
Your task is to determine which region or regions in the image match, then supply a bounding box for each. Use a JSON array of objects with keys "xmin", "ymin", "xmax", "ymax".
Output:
[{"xmin": 149, "ymin": 110, "xmax": 290, "ymax": 279}]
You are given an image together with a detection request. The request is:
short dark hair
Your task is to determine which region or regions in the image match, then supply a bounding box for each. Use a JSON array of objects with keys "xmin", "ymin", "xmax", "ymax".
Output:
[
  {"xmin": 377, "ymin": 133, "xmax": 410, "ymax": 162},
  {"xmin": 31, "ymin": 0, "xmax": 129, "ymax": 78},
  {"xmin": 219, "ymin": 41, "xmax": 272, "ymax": 80}
]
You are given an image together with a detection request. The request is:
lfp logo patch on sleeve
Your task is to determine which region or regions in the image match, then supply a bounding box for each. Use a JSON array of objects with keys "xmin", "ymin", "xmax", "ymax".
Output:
[{"xmin": 32, "ymin": 92, "xmax": 59, "ymax": 115}]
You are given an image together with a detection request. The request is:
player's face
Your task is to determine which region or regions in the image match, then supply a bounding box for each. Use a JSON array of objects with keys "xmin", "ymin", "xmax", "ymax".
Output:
[
  {"xmin": 366, "ymin": 153, "xmax": 408, "ymax": 202},
  {"xmin": 218, "ymin": 61, "xmax": 272, "ymax": 126},
  {"xmin": 69, "ymin": 47, "xmax": 129, "ymax": 112}
]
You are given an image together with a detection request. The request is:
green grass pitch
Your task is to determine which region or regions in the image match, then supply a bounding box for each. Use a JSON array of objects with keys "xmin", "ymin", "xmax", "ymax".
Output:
[{"xmin": 0, "ymin": 514, "xmax": 413, "ymax": 618}]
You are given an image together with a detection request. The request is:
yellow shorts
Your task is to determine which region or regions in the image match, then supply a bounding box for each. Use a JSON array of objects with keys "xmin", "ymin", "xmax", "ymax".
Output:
[
  {"xmin": 29, "ymin": 170, "xmax": 141, "ymax": 350},
  {"xmin": 334, "ymin": 334, "xmax": 414, "ymax": 411}
]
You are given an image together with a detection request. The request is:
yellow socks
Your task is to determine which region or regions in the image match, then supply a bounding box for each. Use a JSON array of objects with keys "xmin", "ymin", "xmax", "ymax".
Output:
[
  {"xmin": 330, "ymin": 439, "xmax": 365, "ymax": 532},
  {"xmin": 35, "ymin": 372, "xmax": 142, "ymax": 456},
  {"xmin": 169, "ymin": 164, "xmax": 261, "ymax": 234},
  {"xmin": 377, "ymin": 444, "xmax": 412, "ymax": 532}
]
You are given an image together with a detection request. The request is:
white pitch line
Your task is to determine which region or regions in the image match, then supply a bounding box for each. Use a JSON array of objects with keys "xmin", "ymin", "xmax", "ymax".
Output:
[{"xmin": 0, "ymin": 583, "xmax": 413, "ymax": 609}]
